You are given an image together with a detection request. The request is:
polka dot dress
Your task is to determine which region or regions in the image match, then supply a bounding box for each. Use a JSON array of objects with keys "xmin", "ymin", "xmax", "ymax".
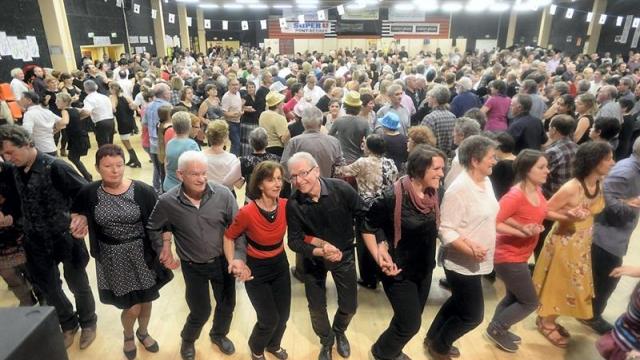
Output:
[{"xmin": 94, "ymin": 183, "xmax": 156, "ymax": 300}]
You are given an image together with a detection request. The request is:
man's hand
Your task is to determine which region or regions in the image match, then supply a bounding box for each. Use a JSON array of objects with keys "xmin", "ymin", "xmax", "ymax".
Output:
[
  {"xmin": 0, "ymin": 212, "xmax": 13, "ymax": 228},
  {"xmin": 70, "ymin": 213, "xmax": 88, "ymax": 238},
  {"xmin": 322, "ymin": 242, "xmax": 343, "ymax": 262},
  {"xmin": 377, "ymin": 244, "xmax": 401, "ymax": 276},
  {"xmin": 624, "ymin": 197, "xmax": 640, "ymax": 208},
  {"xmin": 228, "ymin": 259, "xmax": 253, "ymax": 281}
]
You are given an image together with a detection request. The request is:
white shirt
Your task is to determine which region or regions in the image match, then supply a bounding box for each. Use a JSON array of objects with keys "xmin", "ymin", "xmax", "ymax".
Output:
[
  {"xmin": 439, "ymin": 171, "xmax": 499, "ymax": 275},
  {"xmin": 205, "ymin": 152, "xmax": 240, "ymax": 186},
  {"xmin": 10, "ymin": 78, "xmax": 29, "ymax": 100},
  {"xmin": 220, "ymin": 91, "xmax": 242, "ymax": 123},
  {"xmin": 304, "ymin": 85, "xmax": 326, "ymax": 105},
  {"xmin": 443, "ymin": 150, "xmax": 463, "ymax": 190},
  {"xmin": 116, "ymin": 78, "xmax": 134, "ymax": 98},
  {"xmin": 22, "ymin": 105, "xmax": 60, "ymax": 153},
  {"xmin": 83, "ymin": 92, "xmax": 113, "ymax": 123},
  {"xmin": 277, "ymin": 67, "xmax": 291, "ymax": 80}
]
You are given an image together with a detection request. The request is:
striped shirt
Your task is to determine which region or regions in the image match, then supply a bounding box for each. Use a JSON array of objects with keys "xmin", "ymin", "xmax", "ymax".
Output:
[{"xmin": 613, "ymin": 281, "xmax": 640, "ymax": 352}]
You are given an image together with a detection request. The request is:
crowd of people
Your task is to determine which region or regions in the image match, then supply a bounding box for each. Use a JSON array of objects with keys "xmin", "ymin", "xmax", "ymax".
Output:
[{"xmin": 2, "ymin": 43, "xmax": 640, "ymax": 360}]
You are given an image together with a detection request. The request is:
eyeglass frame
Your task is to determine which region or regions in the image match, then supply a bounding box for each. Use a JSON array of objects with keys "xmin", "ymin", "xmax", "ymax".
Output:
[{"xmin": 288, "ymin": 166, "xmax": 317, "ymax": 182}]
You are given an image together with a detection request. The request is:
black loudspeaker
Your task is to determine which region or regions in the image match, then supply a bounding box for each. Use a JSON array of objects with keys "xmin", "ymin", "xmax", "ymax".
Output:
[{"xmin": 0, "ymin": 307, "xmax": 68, "ymax": 360}]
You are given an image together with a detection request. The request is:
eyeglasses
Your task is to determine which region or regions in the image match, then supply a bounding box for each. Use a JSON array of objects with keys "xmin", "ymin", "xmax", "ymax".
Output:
[{"xmin": 289, "ymin": 166, "xmax": 316, "ymax": 182}]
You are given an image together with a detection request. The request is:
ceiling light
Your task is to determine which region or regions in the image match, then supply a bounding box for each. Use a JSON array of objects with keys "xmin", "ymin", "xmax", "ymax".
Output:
[
  {"xmin": 465, "ymin": 0, "xmax": 487, "ymax": 12},
  {"xmin": 273, "ymin": 4, "xmax": 293, "ymax": 8},
  {"xmin": 298, "ymin": 4, "xmax": 317, "ymax": 9},
  {"xmin": 251, "ymin": 3, "xmax": 269, "ymax": 9},
  {"xmin": 394, "ymin": 2, "xmax": 415, "ymax": 11},
  {"xmin": 489, "ymin": 3, "xmax": 510, "ymax": 12},
  {"xmin": 223, "ymin": 3, "xmax": 244, "ymax": 9},
  {"xmin": 441, "ymin": 2, "xmax": 463, "ymax": 12},
  {"xmin": 176, "ymin": 0, "xmax": 198, "ymax": 2},
  {"xmin": 236, "ymin": 0, "xmax": 258, "ymax": 3},
  {"xmin": 415, "ymin": 0, "xmax": 438, "ymax": 11},
  {"xmin": 295, "ymin": 0, "xmax": 318, "ymax": 3},
  {"xmin": 198, "ymin": 3, "xmax": 219, "ymax": 8}
]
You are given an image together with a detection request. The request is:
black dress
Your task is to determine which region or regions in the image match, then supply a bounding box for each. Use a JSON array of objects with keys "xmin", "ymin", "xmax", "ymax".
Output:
[
  {"xmin": 240, "ymin": 94, "xmax": 259, "ymax": 156},
  {"xmin": 115, "ymin": 96, "xmax": 136, "ymax": 135},
  {"xmin": 490, "ymin": 159, "xmax": 515, "ymax": 200},
  {"xmin": 65, "ymin": 108, "xmax": 90, "ymax": 157},
  {"xmin": 577, "ymin": 115, "xmax": 594, "ymax": 145}
]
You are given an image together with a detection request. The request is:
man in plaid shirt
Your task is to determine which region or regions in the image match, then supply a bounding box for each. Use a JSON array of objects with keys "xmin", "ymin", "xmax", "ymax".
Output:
[
  {"xmin": 543, "ymin": 115, "xmax": 578, "ymax": 199},
  {"xmin": 421, "ymin": 84, "xmax": 457, "ymax": 158}
]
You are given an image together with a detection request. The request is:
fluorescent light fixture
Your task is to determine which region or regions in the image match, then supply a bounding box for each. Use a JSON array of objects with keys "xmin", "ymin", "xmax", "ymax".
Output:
[
  {"xmin": 273, "ymin": 4, "xmax": 293, "ymax": 8},
  {"xmin": 236, "ymin": 0, "xmax": 258, "ymax": 3},
  {"xmin": 394, "ymin": 2, "xmax": 415, "ymax": 11},
  {"xmin": 223, "ymin": 3, "xmax": 244, "ymax": 9},
  {"xmin": 489, "ymin": 3, "xmax": 510, "ymax": 12},
  {"xmin": 549, "ymin": 4, "xmax": 556, "ymax": 14},
  {"xmin": 465, "ymin": 0, "xmax": 488, "ymax": 12},
  {"xmin": 441, "ymin": 1, "xmax": 463, "ymax": 12},
  {"xmin": 298, "ymin": 4, "xmax": 318, "ymax": 9},
  {"xmin": 295, "ymin": 0, "xmax": 318, "ymax": 3},
  {"xmin": 198, "ymin": 3, "xmax": 219, "ymax": 8},
  {"xmin": 176, "ymin": 0, "xmax": 198, "ymax": 2},
  {"xmin": 415, "ymin": 0, "xmax": 438, "ymax": 11}
]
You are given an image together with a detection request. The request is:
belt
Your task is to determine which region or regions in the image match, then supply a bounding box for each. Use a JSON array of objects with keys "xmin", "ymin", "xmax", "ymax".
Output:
[{"xmin": 186, "ymin": 255, "xmax": 223, "ymax": 265}]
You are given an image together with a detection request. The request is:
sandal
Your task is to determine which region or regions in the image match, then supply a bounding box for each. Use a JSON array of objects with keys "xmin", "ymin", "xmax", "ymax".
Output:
[
  {"xmin": 123, "ymin": 334, "xmax": 136, "ymax": 360},
  {"xmin": 135, "ymin": 329, "xmax": 159, "ymax": 353},
  {"xmin": 536, "ymin": 317, "xmax": 571, "ymax": 338},
  {"xmin": 537, "ymin": 319, "xmax": 569, "ymax": 348}
]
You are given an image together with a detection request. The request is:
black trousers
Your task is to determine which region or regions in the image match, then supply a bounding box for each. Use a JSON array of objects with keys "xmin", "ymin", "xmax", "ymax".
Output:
[
  {"xmin": 68, "ymin": 152, "xmax": 92, "ymax": 181},
  {"xmin": 592, "ymin": 244, "xmax": 623, "ymax": 318},
  {"xmin": 303, "ymin": 249, "xmax": 357, "ymax": 346},
  {"xmin": 533, "ymin": 219, "xmax": 554, "ymax": 263},
  {"xmin": 356, "ymin": 218, "xmax": 377, "ymax": 286},
  {"xmin": 426, "ymin": 269, "xmax": 484, "ymax": 354},
  {"xmin": 94, "ymin": 119, "xmax": 114, "ymax": 147},
  {"xmin": 180, "ymin": 257, "xmax": 236, "ymax": 343},
  {"xmin": 25, "ymin": 234, "xmax": 96, "ymax": 331},
  {"xmin": 245, "ymin": 253, "xmax": 291, "ymax": 354},
  {"xmin": 372, "ymin": 270, "xmax": 433, "ymax": 360}
]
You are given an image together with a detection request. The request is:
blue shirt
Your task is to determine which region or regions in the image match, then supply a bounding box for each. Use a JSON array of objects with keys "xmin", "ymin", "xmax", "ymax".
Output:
[
  {"xmin": 163, "ymin": 137, "xmax": 201, "ymax": 191},
  {"xmin": 450, "ymin": 91, "xmax": 482, "ymax": 118},
  {"xmin": 143, "ymin": 98, "xmax": 171, "ymax": 153},
  {"xmin": 593, "ymin": 155, "xmax": 640, "ymax": 257}
]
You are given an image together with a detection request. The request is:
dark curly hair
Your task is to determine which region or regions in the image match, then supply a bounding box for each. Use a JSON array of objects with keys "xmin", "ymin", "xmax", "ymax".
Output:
[
  {"xmin": 573, "ymin": 141, "xmax": 612, "ymax": 180},
  {"xmin": 0, "ymin": 124, "xmax": 34, "ymax": 148}
]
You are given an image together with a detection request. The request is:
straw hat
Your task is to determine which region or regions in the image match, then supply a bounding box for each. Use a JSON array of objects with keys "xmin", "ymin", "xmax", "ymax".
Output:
[
  {"xmin": 343, "ymin": 90, "xmax": 362, "ymax": 107},
  {"xmin": 265, "ymin": 91, "xmax": 285, "ymax": 108}
]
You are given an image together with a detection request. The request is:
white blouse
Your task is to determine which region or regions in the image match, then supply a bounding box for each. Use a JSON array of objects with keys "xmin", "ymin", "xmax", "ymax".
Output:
[{"xmin": 439, "ymin": 170, "xmax": 499, "ymax": 275}]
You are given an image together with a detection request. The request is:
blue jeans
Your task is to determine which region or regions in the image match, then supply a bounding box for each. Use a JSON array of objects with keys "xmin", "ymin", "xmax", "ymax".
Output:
[{"xmin": 228, "ymin": 121, "xmax": 241, "ymax": 156}]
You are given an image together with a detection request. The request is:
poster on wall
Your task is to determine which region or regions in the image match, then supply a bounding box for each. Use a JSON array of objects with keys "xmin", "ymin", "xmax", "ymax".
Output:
[
  {"xmin": 139, "ymin": 36, "xmax": 148, "ymax": 44},
  {"xmin": 0, "ymin": 32, "xmax": 10, "ymax": 56},
  {"xmin": 620, "ymin": 15, "xmax": 634, "ymax": 43},
  {"xmin": 93, "ymin": 36, "xmax": 111, "ymax": 45},
  {"xmin": 280, "ymin": 21, "xmax": 330, "ymax": 34},
  {"xmin": 168, "ymin": 13, "xmax": 175, "ymax": 24},
  {"xmin": 341, "ymin": 8, "xmax": 379, "ymax": 20},
  {"xmin": 129, "ymin": 36, "xmax": 139, "ymax": 43},
  {"xmin": 26, "ymin": 36, "xmax": 39, "ymax": 58},
  {"xmin": 388, "ymin": 8, "xmax": 425, "ymax": 22},
  {"xmin": 632, "ymin": 26, "xmax": 640, "ymax": 48},
  {"xmin": 388, "ymin": 23, "xmax": 440, "ymax": 35},
  {"xmin": 165, "ymin": 35, "xmax": 173, "ymax": 47},
  {"xmin": 204, "ymin": 19, "xmax": 211, "ymax": 29}
]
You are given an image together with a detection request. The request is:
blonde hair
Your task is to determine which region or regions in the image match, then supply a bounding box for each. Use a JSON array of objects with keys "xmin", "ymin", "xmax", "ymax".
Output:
[{"xmin": 206, "ymin": 119, "xmax": 229, "ymax": 146}]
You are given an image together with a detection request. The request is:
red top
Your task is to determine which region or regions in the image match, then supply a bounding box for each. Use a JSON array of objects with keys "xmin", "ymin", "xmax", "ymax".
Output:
[
  {"xmin": 494, "ymin": 186, "xmax": 548, "ymax": 264},
  {"xmin": 164, "ymin": 127, "xmax": 176, "ymax": 144},
  {"xmin": 225, "ymin": 198, "xmax": 287, "ymax": 259},
  {"xmin": 283, "ymin": 97, "xmax": 298, "ymax": 120}
]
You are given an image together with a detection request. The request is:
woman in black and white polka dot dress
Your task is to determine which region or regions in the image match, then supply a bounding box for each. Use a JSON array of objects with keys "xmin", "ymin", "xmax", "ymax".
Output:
[{"xmin": 72, "ymin": 144, "xmax": 173, "ymax": 360}]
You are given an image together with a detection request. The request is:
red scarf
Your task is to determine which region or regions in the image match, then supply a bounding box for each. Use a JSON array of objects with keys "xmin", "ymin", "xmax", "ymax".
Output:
[{"xmin": 393, "ymin": 175, "xmax": 439, "ymax": 247}]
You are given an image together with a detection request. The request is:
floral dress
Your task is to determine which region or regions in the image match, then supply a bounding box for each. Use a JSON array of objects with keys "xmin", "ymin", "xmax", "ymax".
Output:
[{"xmin": 532, "ymin": 187, "xmax": 605, "ymax": 319}]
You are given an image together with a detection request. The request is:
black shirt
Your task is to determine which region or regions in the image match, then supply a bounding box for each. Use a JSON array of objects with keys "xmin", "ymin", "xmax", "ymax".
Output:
[
  {"xmin": 383, "ymin": 133, "xmax": 408, "ymax": 171},
  {"xmin": 288, "ymin": 120, "xmax": 305, "ymax": 138},
  {"xmin": 316, "ymin": 95, "xmax": 331, "ymax": 113},
  {"xmin": 490, "ymin": 159, "xmax": 515, "ymax": 200},
  {"xmin": 287, "ymin": 178, "xmax": 367, "ymax": 258},
  {"xmin": 507, "ymin": 114, "xmax": 548, "ymax": 154}
]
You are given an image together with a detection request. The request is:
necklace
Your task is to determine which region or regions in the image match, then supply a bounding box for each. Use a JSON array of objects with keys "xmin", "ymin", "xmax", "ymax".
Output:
[{"xmin": 580, "ymin": 179, "xmax": 600, "ymax": 199}]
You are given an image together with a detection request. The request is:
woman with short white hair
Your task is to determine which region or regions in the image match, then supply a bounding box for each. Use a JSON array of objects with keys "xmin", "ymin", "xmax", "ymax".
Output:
[{"xmin": 10, "ymin": 68, "xmax": 29, "ymax": 100}]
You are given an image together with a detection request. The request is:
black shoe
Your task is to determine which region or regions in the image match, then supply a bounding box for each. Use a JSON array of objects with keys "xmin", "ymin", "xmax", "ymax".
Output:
[
  {"xmin": 438, "ymin": 278, "xmax": 451, "ymax": 291},
  {"xmin": 126, "ymin": 160, "xmax": 142, "ymax": 168},
  {"xmin": 318, "ymin": 345, "xmax": 332, "ymax": 360},
  {"xmin": 507, "ymin": 330, "xmax": 521, "ymax": 344},
  {"xmin": 424, "ymin": 338, "xmax": 459, "ymax": 358},
  {"xmin": 266, "ymin": 347, "xmax": 289, "ymax": 359},
  {"xmin": 291, "ymin": 266, "xmax": 304, "ymax": 282},
  {"xmin": 136, "ymin": 329, "xmax": 159, "ymax": 352},
  {"xmin": 335, "ymin": 332, "xmax": 350, "ymax": 358},
  {"xmin": 210, "ymin": 335, "xmax": 235, "ymax": 355},
  {"xmin": 123, "ymin": 334, "xmax": 136, "ymax": 360},
  {"xmin": 180, "ymin": 341, "xmax": 195, "ymax": 360},
  {"xmin": 485, "ymin": 324, "xmax": 518, "ymax": 353},
  {"xmin": 357, "ymin": 279, "xmax": 377, "ymax": 290},
  {"xmin": 251, "ymin": 353, "xmax": 266, "ymax": 360},
  {"xmin": 579, "ymin": 317, "xmax": 614, "ymax": 335}
]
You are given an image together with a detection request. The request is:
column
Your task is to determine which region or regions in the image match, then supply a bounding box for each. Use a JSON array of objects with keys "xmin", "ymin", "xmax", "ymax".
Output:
[
  {"xmin": 506, "ymin": 9, "xmax": 517, "ymax": 48},
  {"xmin": 37, "ymin": 0, "xmax": 76, "ymax": 72},
  {"xmin": 196, "ymin": 8, "xmax": 206, "ymax": 54},
  {"xmin": 584, "ymin": 0, "xmax": 607, "ymax": 54},
  {"xmin": 177, "ymin": 3, "xmax": 190, "ymax": 51},
  {"xmin": 150, "ymin": 0, "xmax": 167, "ymax": 57},
  {"xmin": 537, "ymin": 5, "xmax": 552, "ymax": 48}
]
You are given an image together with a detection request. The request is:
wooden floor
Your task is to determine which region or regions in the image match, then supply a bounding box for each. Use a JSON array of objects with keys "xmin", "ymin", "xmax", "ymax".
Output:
[{"xmin": 1, "ymin": 135, "xmax": 637, "ymax": 360}]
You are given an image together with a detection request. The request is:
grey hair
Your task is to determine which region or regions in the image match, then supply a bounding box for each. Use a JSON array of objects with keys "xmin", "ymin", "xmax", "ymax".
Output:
[
  {"xmin": 171, "ymin": 111, "xmax": 192, "ymax": 136},
  {"xmin": 577, "ymin": 79, "xmax": 591, "ymax": 93},
  {"xmin": 387, "ymin": 84, "xmax": 403, "ymax": 97},
  {"xmin": 153, "ymin": 83, "xmax": 170, "ymax": 98},
  {"xmin": 457, "ymin": 77, "xmax": 473, "ymax": 91},
  {"xmin": 10, "ymin": 68, "xmax": 22, "ymax": 77},
  {"xmin": 83, "ymin": 80, "xmax": 98, "ymax": 93},
  {"xmin": 287, "ymin": 151, "xmax": 318, "ymax": 170},
  {"xmin": 301, "ymin": 106, "xmax": 323, "ymax": 130},
  {"xmin": 249, "ymin": 127, "xmax": 268, "ymax": 151},
  {"xmin": 177, "ymin": 150, "xmax": 207, "ymax": 171},
  {"xmin": 428, "ymin": 84, "xmax": 450, "ymax": 105},
  {"xmin": 633, "ymin": 136, "xmax": 640, "ymax": 157},
  {"xmin": 458, "ymin": 135, "xmax": 497, "ymax": 170},
  {"xmin": 620, "ymin": 76, "xmax": 636, "ymax": 89},
  {"xmin": 454, "ymin": 117, "xmax": 481, "ymax": 139},
  {"xmin": 600, "ymin": 85, "xmax": 618, "ymax": 100}
]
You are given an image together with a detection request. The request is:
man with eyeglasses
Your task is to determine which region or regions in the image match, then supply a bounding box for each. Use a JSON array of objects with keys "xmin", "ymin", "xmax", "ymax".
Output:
[
  {"xmin": 286, "ymin": 151, "xmax": 367, "ymax": 360},
  {"xmin": 376, "ymin": 84, "xmax": 410, "ymax": 135},
  {"xmin": 147, "ymin": 150, "xmax": 244, "ymax": 360}
]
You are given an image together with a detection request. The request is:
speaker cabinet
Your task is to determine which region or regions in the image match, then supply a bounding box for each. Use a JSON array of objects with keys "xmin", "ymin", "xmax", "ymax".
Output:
[{"xmin": 0, "ymin": 307, "xmax": 68, "ymax": 360}]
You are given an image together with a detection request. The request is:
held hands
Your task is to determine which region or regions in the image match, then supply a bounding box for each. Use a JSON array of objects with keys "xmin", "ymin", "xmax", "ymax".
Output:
[
  {"xmin": 376, "ymin": 242, "xmax": 402, "ymax": 276},
  {"xmin": 159, "ymin": 242, "xmax": 180, "ymax": 269},
  {"xmin": 0, "ymin": 212, "xmax": 13, "ymax": 228},
  {"xmin": 321, "ymin": 242, "xmax": 343, "ymax": 262},
  {"xmin": 466, "ymin": 240, "xmax": 487, "ymax": 262},
  {"xmin": 228, "ymin": 259, "xmax": 253, "ymax": 282},
  {"xmin": 521, "ymin": 223, "xmax": 545, "ymax": 237},
  {"xmin": 567, "ymin": 206, "xmax": 590, "ymax": 221},
  {"xmin": 623, "ymin": 197, "xmax": 640, "ymax": 208},
  {"xmin": 69, "ymin": 213, "xmax": 88, "ymax": 238}
]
